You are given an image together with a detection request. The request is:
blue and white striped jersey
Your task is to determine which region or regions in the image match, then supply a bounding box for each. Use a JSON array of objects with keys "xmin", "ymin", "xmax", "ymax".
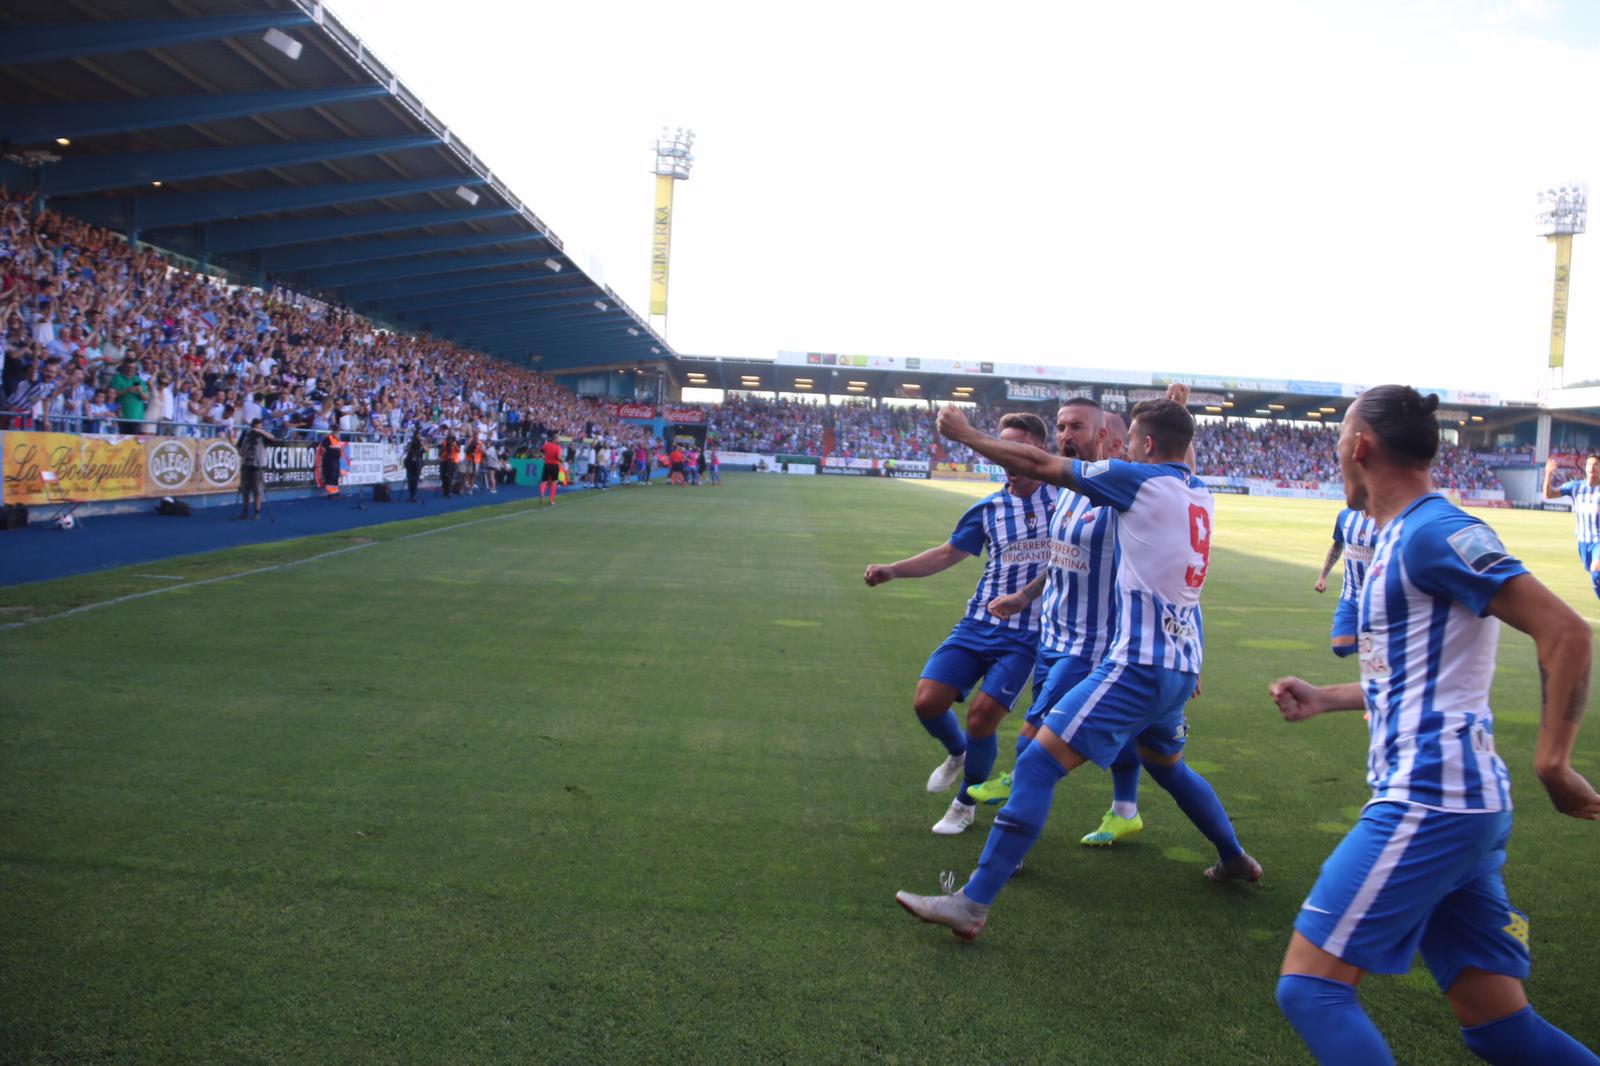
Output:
[
  {"xmin": 1558, "ymin": 479, "xmax": 1600, "ymax": 544},
  {"xmin": 950, "ymin": 483, "xmax": 1056, "ymax": 634},
  {"xmin": 1358, "ymin": 494, "xmax": 1526, "ymax": 812},
  {"xmin": 1037, "ymin": 490, "xmax": 1118, "ymax": 660},
  {"xmin": 1333, "ymin": 508, "xmax": 1379, "ymax": 603},
  {"xmin": 1069, "ymin": 459, "xmax": 1210, "ymax": 673}
]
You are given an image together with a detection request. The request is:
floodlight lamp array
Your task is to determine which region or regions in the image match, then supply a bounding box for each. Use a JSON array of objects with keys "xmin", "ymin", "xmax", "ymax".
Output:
[
  {"xmin": 1536, "ymin": 183, "xmax": 1588, "ymax": 237},
  {"xmin": 653, "ymin": 126, "xmax": 696, "ymax": 180}
]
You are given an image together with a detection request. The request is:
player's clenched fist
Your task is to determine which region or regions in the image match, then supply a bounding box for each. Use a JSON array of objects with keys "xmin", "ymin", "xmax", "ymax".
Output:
[
  {"xmin": 1270, "ymin": 677, "xmax": 1323, "ymax": 722},
  {"xmin": 936, "ymin": 405, "xmax": 971, "ymax": 441},
  {"xmin": 1535, "ymin": 764, "xmax": 1600, "ymax": 820},
  {"xmin": 986, "ymin": 591, "xmax": 1027, "ymax": 619},
  {"xmin": 863, "ymin": 564, "xmax": 895, "ymax": 586}
]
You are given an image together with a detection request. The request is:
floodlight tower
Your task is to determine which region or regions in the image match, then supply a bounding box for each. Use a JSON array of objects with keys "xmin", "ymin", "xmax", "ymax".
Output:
[
  {"xmin": 649, "ymin": 126, "xmax": 695, "ymax": 336},
  {"xmin": 1536, "ymin": 183, "xmax": 1588, "ymax": 388}
]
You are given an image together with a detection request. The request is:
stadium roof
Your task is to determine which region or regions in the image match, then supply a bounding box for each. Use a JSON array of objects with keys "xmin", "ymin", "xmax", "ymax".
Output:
[
  {"xmin": 0, "ymin": 0, "xmax": 672, "ymax": 371},
  {"xmin": 674, "ymin": 353, "xmax": 1575, "ymax": 435}
]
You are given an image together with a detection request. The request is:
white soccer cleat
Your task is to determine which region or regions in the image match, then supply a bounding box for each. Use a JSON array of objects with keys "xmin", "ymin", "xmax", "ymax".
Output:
[
  {"xmin": 932, "ymin": 798, "xmax": 976, "ymax": 835},
  {"xmin": 895, "ymin": 873, "xmax": 989, "ymax": 940},
  {"xmin": 926, "ymin": 752, "xmax": 966, "ymax": 793}
]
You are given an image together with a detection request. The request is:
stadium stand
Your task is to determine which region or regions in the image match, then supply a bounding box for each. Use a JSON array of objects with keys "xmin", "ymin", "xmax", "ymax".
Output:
[{"xmin": 0, "ymin": 191, "xmax": 653, "ymax": 450}]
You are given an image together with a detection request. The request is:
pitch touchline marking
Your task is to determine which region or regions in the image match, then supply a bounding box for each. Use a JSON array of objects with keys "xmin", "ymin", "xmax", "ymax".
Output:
[{"xmin": 0, "ymin": 499, "xmax": 579, "ymax": 634}]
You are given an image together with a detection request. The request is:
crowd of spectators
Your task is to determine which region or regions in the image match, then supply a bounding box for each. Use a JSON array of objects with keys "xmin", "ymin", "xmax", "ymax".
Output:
[
  {"xmin": 708, "ymin": 395, "xmax": 995, "ymax": 462},
  {"xmin": 706, "ymin": 396, "xmax": 1503, "ymax": 490},
  {"xmin": 1190, "ymin": 422, "xmax": 1501, "ymax": 490},
  {"xmin": 0, "ymin": 191, "xmax": 651, "ymax": 452}
]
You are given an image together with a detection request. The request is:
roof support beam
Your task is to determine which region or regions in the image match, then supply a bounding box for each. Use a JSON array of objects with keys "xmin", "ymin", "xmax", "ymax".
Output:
[
  {"xmin": 41, "ymin": 136, "xmax": 440, "ymax": 196},
  {"xmin": 460, "ymin": 319, "xmax": 632, "ymax": 347},
  {"xmin": 407, "ymin": 297, "xmax": 615, "ymax": 333},
  {"xmin": 200, "ymin": 206, "xmax": 516, "ymax": 255},
  {"xmin": 337, "ymin": 266, "xmax": 558, "ymax": 305},
  {"xmin": 364, "ymin": 276, "xmax": 577, "ymax": 316},
  {"xmin": 265, "ymin": 229, "xmax": 542, "ymax": 273},
  {"xmin": 0, "ymin": 86, "xmax": 389, "ymax": 143},
  {"xmin": 0, "ymin": 13, "xmax": 314, "ymax": 65},
  {"xmin": 52, "ymin": 175, "xmax": 489, "ymax": 232},
  {"xmin": 307, "ymin": 249, "xmax": 556, "ymax": 290}
]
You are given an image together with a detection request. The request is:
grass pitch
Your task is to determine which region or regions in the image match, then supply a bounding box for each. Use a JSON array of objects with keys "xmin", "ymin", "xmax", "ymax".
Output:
[{"xmin": 3, "ymin": 476, "xmax": 1598, "ymax": 1064}]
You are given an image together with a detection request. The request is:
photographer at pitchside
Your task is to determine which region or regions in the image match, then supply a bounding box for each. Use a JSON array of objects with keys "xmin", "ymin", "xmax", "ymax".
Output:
[{"xmin": 236, "ymin": 417, "xmax": 278, "ymax": 521}]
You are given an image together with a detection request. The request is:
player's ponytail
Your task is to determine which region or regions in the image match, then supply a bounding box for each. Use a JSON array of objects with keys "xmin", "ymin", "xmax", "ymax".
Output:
[{"xmin": 1357, "ymin": 385, "xmax": 1439, "ymax": 468}]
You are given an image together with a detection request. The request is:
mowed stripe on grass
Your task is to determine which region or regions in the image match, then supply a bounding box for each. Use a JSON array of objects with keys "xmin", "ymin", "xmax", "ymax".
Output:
[{"xmin": 2, "ymin": 476, "xmax": 1597, "ymax": 1064}]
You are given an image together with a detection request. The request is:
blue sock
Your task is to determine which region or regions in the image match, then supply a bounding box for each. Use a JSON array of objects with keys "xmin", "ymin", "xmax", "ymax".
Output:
[
  {"xmin": 1462, "ymin": 1006, "xmax": 1600, "ymax": 1065},
  {"xmin": 957, "ymin": 733, "xmax": 998, "ymax": 804},
  {"xmin": 1276, "ymin": 975, "xmax": 1393, "ymax": 1065},
  {"xmin": 962, "ymin": 742, "xmax": 1065, "ymax": 904},
  {"xmin": 1143, "ymin": 758, "xmax": 1243, "ymax": 862},
  {"xmin": 1110, "ymin": 746, "xmax": 1142, "ymax": 808},
  {"xmin": 918, "ymin": 709, "xmax": 967, "ymax": 757},
  {"xmin": 1015, "ymin": 732, "xmax": 1032, "ymax": 759}
]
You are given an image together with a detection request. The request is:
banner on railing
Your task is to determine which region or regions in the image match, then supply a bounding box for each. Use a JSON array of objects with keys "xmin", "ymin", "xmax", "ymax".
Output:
[
  {"xmin": 259, "ymin": 441, "xmax": 318, "ymax": 488},
  {"xmin": 664, "ymin": 406, "xmax": 705, "ymax": 424},
  {"xmin": 145, "ymin": 437, "xmax": 241, "ymax": 496},
  {"xmin": 932, "ymin": 462, "xmax": 1003, "ymax": 483},
  {"xmin": 3, "ymin": 431, "xmax": 238, "ymax": 505},
  {"xmin": 343, "ymin": 441, "xmax": 404, "ymax": 486},
  {"xmin": 603, "ymin": 402, "xmax": 657, "ymax": 420},
  {"xmin": 820, "ymin": 456, "xmax": 931, "ymax": 479}
]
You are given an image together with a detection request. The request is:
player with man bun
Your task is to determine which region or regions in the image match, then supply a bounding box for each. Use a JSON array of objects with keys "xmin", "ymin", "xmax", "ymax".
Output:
[{"xmin": 1271, "ymin": 385, "xmax": 1600, "ymax": 1065}]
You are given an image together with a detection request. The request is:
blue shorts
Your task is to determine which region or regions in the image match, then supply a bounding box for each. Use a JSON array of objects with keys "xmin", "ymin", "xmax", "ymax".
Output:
[
  {"xmin": 1577, "ymin": 542, "xmax": 1600, "ymax": 597},
  {"xmin": 1330, "ymin": 597, "xmax": 1360, "ymax": 656},
  {"xmin": 1041, "ymin": 659, "xmax": 1195, "ymax": 767},
  {"xmin": 920, "ymin": 619, "xmax": 1038, "ymax": 710},
  {"xmin": 1026, "ymin": 650, "xmax": 1096, "ymax": 728},
  {"xmin": 1294, "ymin": 802, "xmax": 1528, "ymax": 991}
]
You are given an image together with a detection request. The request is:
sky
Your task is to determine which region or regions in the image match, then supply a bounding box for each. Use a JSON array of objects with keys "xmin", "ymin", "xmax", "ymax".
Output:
[{"xmin": 323, "ymin": 0, "xmax": 1600, "ymax": 399}]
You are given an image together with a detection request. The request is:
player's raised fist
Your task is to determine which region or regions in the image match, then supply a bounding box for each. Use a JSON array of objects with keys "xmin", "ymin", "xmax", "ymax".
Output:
[
  {"xmin": 936, "ymin": 405, "xmax": 971, "ymax": 441},
  {"xmin": 864, "ymin": 564, "xmax": 894, "ymax": 587},
  {"xmin": 1165, "ymin": 382, "xmax": 1192, "ymax": 406},
  {"xmin": 1536, "ymin": 764, "xmax": 1600, "ymax": 820},
  {"xmin": 1270, "ymin": 677, "xmax": 1322, "ymax": 722}
]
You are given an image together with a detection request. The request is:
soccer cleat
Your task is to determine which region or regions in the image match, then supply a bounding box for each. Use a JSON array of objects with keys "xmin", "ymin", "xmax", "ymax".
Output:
[
  {"xmin": 926, "ymin": 752, "xmax": 966, "ymax": 793},
  {"xmin": 895, "ymin": 873, "xmax": 989, "ymax": 940},
  {"xmin": 967, "ymin": 772, "xmax": 1012, "ymax": 806},
  {"xmin": 1080, "ymin": 809, "xmax": 1145, "ymax": 847},
  {"xmin": 932, "ymin": 798, "xmax": 976, "ymax": 835},
  {"xmin": 1203, "ymin": 852, "xmax": 1264, "ymax": 884}
]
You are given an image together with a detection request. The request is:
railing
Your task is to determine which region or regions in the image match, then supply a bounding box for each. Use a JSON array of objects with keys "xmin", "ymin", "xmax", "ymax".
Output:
[{"xmin": 0, "ymin": 411, "xmax": 509, "ymax": 445}]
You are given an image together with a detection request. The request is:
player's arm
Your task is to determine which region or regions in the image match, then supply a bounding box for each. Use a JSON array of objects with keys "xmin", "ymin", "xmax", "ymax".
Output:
[
  {"xmin": 1268, "ymin": 678, "xmax": 1367, "ymax": 722},
  {"xmin": 988, "ymin": 572, "xmax": 1047, "ymax": 619},
  {"xmin": 1486, "ymin": 573, "xmax": 1600, "ymax": 819},
  {"xmin": 1543, "ymin": 456, "xmax": 1565, "ymax": 499},
  {"xmin": 1315, "ymin": 540, "xmax": 1343, "ymax": 593},
  {"xmin": 1165, "ymin": 383, "xmax": 1199, "ymax": 471},
  {"xmin": 936, "ymin": 405, "xmax": 1074, "ymax": 489},
  {"xmin": 864, "ymin": 542, "xmax": 972, "ymax": 586}
]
